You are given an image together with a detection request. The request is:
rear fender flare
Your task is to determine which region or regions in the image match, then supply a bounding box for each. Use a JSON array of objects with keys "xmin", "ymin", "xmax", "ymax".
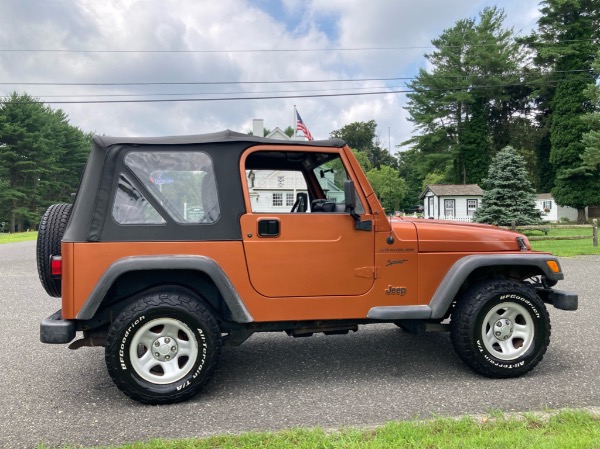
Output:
[{"xmin": 76, "ymin": 255, "xmax": 253, "ymax": 323}]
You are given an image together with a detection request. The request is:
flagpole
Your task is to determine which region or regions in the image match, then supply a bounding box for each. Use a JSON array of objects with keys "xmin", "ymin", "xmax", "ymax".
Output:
[{"xmin": 292, "ymin": 105, "xmax": 297, "ymax": 141}]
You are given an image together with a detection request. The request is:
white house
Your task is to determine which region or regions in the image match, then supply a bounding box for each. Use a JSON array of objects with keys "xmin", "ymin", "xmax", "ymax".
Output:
[
  {"xmin": 420, "ymin": 184, "xmax": 483, "ymax": 222},
  {"xmin": 535, "ymin": 193, "xmax": 586, "ymax": 222},
  {"xmin": 246, "ymin": 119, "xmax": 341, "ymax": 213}
]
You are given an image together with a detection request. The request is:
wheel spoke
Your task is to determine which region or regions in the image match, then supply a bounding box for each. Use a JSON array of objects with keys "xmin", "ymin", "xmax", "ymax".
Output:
[
  {"xmin": 503, "ymin": 307, "xmax": 521, "ymax": 323},
  {"xmin": 162, "ymin": 361, "xmax": 181, "ymax": 380},
  {"xmin": 137, "ymin": 352, "xmax": 159, "ymax": 373},
  {"xmin": 177, "ymin": 338, "xmax": 195, "ymax": 354},
  {"xmin": 512, "ymin": 323, "xmax": 531, "ymax": 340},
  {"xmin": 137, "ymin": 333, "xmax": 156, "ymax": 351},
  {"xmin": 160, "ymin": 322, "xmax": 181, "ymax": 339},
  {"xmin": 496, "ymin": 339, "xmax": 517, "ymax": 358},
  {"xmin": 486, "ymin": 311, "xmax": 503, "ymax": 325},
  {"xmin": 484, "ymin": 327, "xmax": 497, "ymax": 345}
]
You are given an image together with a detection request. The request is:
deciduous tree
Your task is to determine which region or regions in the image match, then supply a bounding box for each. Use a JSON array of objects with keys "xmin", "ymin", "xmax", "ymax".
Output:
[{"xmin": 365, "ymin": 165, "xmax": 407, "ymax": 214}]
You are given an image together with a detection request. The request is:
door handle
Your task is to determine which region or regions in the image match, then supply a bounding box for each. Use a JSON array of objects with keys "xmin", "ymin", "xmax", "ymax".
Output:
[{"xmin": 258, "ymin": 219, "xmax": 280, "ymax": 237}]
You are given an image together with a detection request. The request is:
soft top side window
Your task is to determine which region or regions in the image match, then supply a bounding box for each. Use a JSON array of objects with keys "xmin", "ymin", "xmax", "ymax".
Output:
[{"xmin": 125, "ymin": 151, "xmax": 220, "ymax": 224}]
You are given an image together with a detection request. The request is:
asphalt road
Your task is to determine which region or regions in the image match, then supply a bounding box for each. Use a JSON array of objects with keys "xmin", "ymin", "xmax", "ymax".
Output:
[{"xmin": 1, "ymin": 241, "xmax": 598, "ymax": 448}]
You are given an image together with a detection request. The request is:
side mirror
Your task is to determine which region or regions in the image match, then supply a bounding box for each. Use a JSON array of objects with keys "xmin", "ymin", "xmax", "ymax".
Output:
[
  {"xmin": 344, "ymin": 180, "xmax": 356, "ymax": 211},
  {"xmin": 344, "ymin": 180, "xmax": 372, "ymax": 231}
]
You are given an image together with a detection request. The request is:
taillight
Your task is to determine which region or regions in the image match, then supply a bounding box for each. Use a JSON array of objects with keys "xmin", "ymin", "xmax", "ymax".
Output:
[{"xmin": 50, "ymin": 255, "xmax": 62, "ymax": 278}]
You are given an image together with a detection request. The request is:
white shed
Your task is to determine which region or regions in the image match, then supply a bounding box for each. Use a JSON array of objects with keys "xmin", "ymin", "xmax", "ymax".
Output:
[
  {"xmin": 535, "ymin": 193, "xmax": 585, "ymax": 223},
  {"xmin": 421, "ymin": 184, "xmax": 483, "ymax": 222}
]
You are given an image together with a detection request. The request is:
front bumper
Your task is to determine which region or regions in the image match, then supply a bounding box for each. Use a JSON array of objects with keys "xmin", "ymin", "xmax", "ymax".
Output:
[
  {"xmin": 537, "ymin": 288, "xmax": 578, "ymax": 311},
  {"xmin": 40, "ymin": 309, "xmax": 76, "ymax": 344}
]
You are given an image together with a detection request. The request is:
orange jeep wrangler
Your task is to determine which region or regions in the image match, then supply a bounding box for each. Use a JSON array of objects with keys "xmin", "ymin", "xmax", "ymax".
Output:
[{"xmin": 37, "ymin": 131, "xmax": 577, "ymax": 404}]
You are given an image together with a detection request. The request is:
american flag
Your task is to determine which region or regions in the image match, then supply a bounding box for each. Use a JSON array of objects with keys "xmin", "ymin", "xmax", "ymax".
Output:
[{"xmin": 296, "ymin": 110, "xmax": 314, "ymax": 141}]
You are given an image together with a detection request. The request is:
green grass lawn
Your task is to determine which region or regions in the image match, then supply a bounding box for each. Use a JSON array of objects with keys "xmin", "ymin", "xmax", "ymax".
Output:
[
  {"xmin": 0, "ymin": 231, "xmax": 38, "ymax": 244},
  {"xmin": 58, "ymin": 410, "xmax": 599, "ymax": 449},
  {"xmin": 522, "ymin": 226, "xmax": 600, "ymax": 257}
]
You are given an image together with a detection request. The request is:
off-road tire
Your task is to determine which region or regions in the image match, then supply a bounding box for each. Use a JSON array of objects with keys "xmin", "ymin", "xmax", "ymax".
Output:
[
  {"xmin": 36, "ymin": 203, "xmax": 72, "ymax": 297},
  {"xmin": 450, "ymin": 279, "xmax": 550, "ymax": 378},
  {"xmin": 105, "ymin": 290, "xmax": 221, "ymax": 404}
]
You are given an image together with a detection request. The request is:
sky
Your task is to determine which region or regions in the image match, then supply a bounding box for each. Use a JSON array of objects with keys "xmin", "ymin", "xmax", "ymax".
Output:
[{"xmin": 0, "ymin": 0, "xmax": 542, "ymax": 152}]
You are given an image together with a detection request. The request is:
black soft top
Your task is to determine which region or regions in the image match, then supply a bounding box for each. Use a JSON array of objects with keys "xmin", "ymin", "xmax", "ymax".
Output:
[
  {"xmin": 64, "ymin": 130, "xmax": 346, "ymax": 242},
  {"xmin": 93, "ymin": 129, "xmax": 345, "ymax": 149}
]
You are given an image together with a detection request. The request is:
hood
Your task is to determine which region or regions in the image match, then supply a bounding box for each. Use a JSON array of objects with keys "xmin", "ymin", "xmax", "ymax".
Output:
[{"xmin": 396, "ymin": 218, "xmax": 529, "ymax": 253}]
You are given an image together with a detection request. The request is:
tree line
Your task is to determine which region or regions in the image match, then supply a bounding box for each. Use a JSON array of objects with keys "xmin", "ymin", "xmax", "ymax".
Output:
[{"xmin": 0, "ymin": 93, "xmax": 91, "ymax": 232}]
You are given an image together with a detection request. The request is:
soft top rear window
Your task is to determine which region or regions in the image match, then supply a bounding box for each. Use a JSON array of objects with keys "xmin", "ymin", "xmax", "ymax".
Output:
[{"xmin": 124, "ymin": 151, "xmax": 220, "ymax": 224}]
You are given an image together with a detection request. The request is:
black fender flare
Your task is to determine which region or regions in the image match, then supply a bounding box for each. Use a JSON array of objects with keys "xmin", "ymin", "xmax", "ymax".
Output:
[
  {"xmin": 367, "ymin": 254, "xmax": 564, "ymax": 320},
  {"xmin": 76, "ymin": 255, "xmax": 253, "ymax": 323}
]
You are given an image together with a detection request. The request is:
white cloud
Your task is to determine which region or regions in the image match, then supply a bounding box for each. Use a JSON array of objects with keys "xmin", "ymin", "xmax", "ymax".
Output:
[{"xmin": 0, "ymin": 0, "xmax": 540, "ymax": 152}]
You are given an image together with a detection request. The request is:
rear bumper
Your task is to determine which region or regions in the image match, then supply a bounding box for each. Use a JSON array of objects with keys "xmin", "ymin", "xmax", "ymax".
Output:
[
  {"xmin": 538, "ymin": 288, "xmax": 578, "ymax": 311},
  {"xmin": 40, "ymin": 309, "xmax": 76, "ymax": 344}
]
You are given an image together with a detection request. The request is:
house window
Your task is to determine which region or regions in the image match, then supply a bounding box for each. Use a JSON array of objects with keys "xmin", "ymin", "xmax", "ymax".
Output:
[
  {"xmin": 277, "ymin": 176, "xmax": 285, "ymax": 188},
  {"xmin": 467, "ymin": 199, "xmax": 478, "ymax": 216},
  {"xmin": 543, "ymin": 200, "xmax": 552, "ymax": 210},
  {"xmin": 428, "ymin": 196, "xmax": 434, "ymax": 217},
  {"xmin": 272, "ymin": 193, "xmax": 283, "ymax": 207},
  {"xmin": 286, "ymin": 192, "xmax": 294, "ymax": 207},
  {"xmin": 444, "ymin": 199, "xmax": 455, "ymax": 217}
]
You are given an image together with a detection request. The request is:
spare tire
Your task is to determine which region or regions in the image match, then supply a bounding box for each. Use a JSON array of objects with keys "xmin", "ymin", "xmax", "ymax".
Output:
[{"xmin": 37, "ymin": 203, "xmax": 72, "ymax": 297}]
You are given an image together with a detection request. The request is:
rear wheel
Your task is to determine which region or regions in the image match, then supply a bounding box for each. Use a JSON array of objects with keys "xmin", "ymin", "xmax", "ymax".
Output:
[
  {"xmin": 105, "ymin": 290, "xmax": 221, "ymax": 404},
  {"xmin": 450, "ymin": 279, "xmax": 550, "ymax": 378},
  {"xmin": 36, "ymin": 203, "xmax": 72, "ymax": 297}
]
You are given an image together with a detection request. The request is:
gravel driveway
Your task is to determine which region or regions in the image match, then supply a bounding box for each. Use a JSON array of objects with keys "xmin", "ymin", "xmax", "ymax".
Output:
[{"xmin": 1, "ymin": 241, "xmax": 598, "ymax": 448}]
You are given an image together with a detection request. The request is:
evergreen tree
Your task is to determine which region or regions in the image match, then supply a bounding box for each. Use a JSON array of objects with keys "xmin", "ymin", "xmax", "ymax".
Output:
[
  {"xmin": 581, "ymin": 55, "xmax": 600, "ymax": 170},
  {"xmin": 0, "ymin": 92, "xmax": 91, "ymax": 232},
  {"xmin": 404, "ymin": 7, "xmax": 526, "ymax": 185},
  {"xmin": 531, "ymin": 0, "xmax": 600, "ymax": 222},
  {"xmin": 283, "ymin": 126, "xmax": 294, "ymax": 138},
  {"xmin": 457, "ymin": 99, "xmax": 491, "ymax": 184},
  {"xmin": 474, "ymin": 146, "xmax": 541, "ymax": 226}
]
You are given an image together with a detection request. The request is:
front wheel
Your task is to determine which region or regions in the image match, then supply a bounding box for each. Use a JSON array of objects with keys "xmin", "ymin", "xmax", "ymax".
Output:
[
  {"xmin": 450, "ymin": 279, "xmax": 550, "ymax": 378},
  {"xmin": 105, "ymin": 290, "xmax": 221, "ymax": 404}
]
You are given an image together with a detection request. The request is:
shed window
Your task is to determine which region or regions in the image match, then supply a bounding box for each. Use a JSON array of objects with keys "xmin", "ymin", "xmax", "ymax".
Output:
[
  {"xmin": 467, "ymin": 199, "xmax": 478, "ymax": 216},
  {"xmin": 444, "ymin": 199, "xmax": 455, "ymax": 217}
]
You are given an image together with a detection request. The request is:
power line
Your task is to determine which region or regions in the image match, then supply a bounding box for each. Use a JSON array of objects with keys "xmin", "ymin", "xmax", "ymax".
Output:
[
  {"xmin": 20, "ymin": 85, "xmax": 408, "ymax": 99},
  {"xmin": 3, "ymin": 80, "xmax": 566, "ymax": 105},
  {"xmin": 0, "ymin": 39, "xmax": 596, "ymax": 54},
  {"xmin": 0, "ymin": 77, "xmax": 412, "ymax": 86},
  {"xmin": 0, "ymin": 69, "xmax": 591, "ymax": 88}
]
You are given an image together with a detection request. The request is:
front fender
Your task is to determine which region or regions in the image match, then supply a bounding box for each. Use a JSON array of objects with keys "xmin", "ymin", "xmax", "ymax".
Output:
[
  {"xmin": 367, "ymin": 253, "xmax": 564, "ymax": 321},
  {"xmin": 428, "ymin": 253, "xmax": 564, "ymax": 319}
]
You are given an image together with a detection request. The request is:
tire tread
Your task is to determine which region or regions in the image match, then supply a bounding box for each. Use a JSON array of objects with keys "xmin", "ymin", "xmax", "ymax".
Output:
[
  {"xmin": 450, "ymin": 279, "xmax": 551, "ymax": 378},
  {"xmin": 36, "ymin": 203, "xmax": 72, "ymax": 297},
  {"xmin": 105, "ymin": 291, "xmax": 221, "ymax": 404}
]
